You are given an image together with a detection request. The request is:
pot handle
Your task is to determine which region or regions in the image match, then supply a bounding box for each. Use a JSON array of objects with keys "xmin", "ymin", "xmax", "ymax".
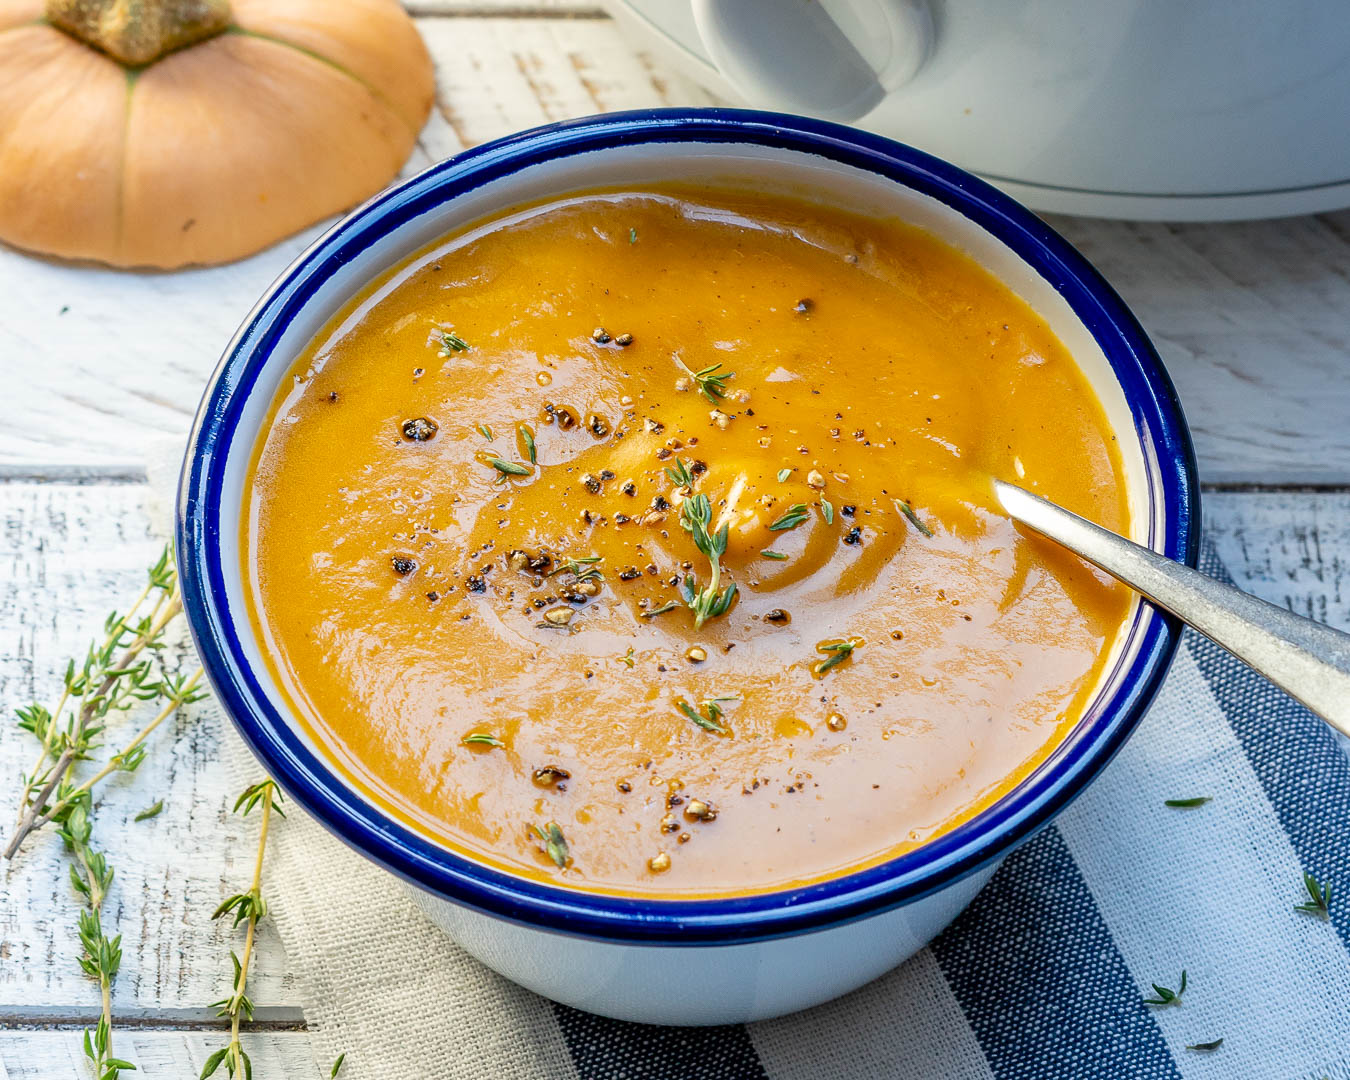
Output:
[{"xmin": 691, "ymin": 0, "xmax": 933, "ymax": 122}]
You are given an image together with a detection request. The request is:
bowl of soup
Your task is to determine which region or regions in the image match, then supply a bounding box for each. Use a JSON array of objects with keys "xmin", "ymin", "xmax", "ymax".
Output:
[{"xmin": 178, "ymin": 108, "xmax": 1198, "ymax": 1025}]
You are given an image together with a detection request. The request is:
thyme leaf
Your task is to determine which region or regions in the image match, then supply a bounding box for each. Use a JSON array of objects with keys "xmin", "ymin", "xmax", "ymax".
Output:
[
  {"xmin": 133, "ymin": 800, "xmax": 164, "ymax": 822},
  {"xmin": 678, "ymin": 696, "xmax": 737, "ymax": 735},
  {"xmin": 760, "ymin": 550, "xmax": 788, "ymax": 560},
  {"xmin": 490, "ymin": 457, "xmax": 531, "ymax": 477},
  {"xmin": 640, "ymin": 600, "xmax": 681, "ymax": 618},
  {"xmin": 331, "ymin": 1052, "xmax": 348, "ymax": 1077},
  {"xmin": 1142, "ymin": 970, "xmax": 1187, "ymax": 1006},
  {"xmin": 813, "ymin": 637, "xmax": 862, "ymax": 677},
  {"xmin": 461, "ymin": 733, "xmax": 504, "ymax": 749},
  {"xmin": 895, "ymin": 498, "xmax": 934, "ymax": 538},
  {"xmin": 665, "ymin": 457, "xmax": 695, "ymax": 488},
  {"xmin": 519, "ymin": 424, "xmax": 537, "ymax": 464},
  {"xmin": 629, "ymin": 227, "xmax": 637, "ymax": 245},
  {"xmin": 438, "ymin": 329, "xmax": 470, "ymax": 355},
  {"xmin": 530, "ymin": 821, "xmax": 569, "ymax": 869},
  {"xmin": 777, "ymin": 468, "xmax": 791, "ymax": 483},
  {"xmin": 820, "ymin": 497, "xmax": 835, "ymax": 525},
  {"xmin": 769, "ymin": 503, "xmax": 809, "ymax": 532},
  {"xmin": 477, "ymin": 423, "xmax": 494, "ymax": 442},
  {"xmin": 1186, "ymin": 1040, "xmax": 1223, "ymax": 1052},
  {"xmin": 679, "ymin": 493, "xmax": 737, "ymax": 629},
  {"xmin": 1164, "ymin": 797, "xmax": 1211, "ymax": 808}
]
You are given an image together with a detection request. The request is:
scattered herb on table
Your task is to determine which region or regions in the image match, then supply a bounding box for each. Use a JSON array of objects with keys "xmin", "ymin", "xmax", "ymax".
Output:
[
  {"xmin": 530, "ymin": 821, "xmax": 568, "ymax": 869},
  {"xmin": 1143, "ymin": 969, "xmax": 1187, "ymax": 1006},
  {"xmin": 331, "ymin": 1052, "xmax": 348, "ymax": 1077},
  {"xmin": 1164, "ymin": 797, "xmax": 1211, "ymax": 808},
  {"xmin": 769, "ymin": 503, "xmax": 809, "ymax": 532},
  {"xmin": 134, "ymin": 800, "xmax": 164, "ymax": 822},
  {"xmin": 813, "ymin": 637, "xmax": 862, "ymax": 677},
  {"xmin": 204, "ymin": 780, "xmax": 285, "ymax": 1080},
  {"xmin": 1295, "ymin": 872, "xmax": 1332, "ymax": 918},
  {"xmin": 679, "ymin": 493, "xmax": 737, "ymax": 629},
  {"xmin": 1186, "ymin": 1039, "xmax": 1223, "ymax": 1052},
  {"xmin": 678, "ymin": 697, "xmax": 737, "ymax": 735},
  {"xmin": 437, "ymin": 329, "xmax": 470, "ymax": 355},
  {"xmin": 894, "ymin": 498, "xmax": 934, "ymax": 538}
]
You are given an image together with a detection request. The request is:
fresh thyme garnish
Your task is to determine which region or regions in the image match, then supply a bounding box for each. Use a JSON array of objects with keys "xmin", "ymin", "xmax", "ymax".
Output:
[
  {"xmin": 477, "ymin": 423, "xmax": 494, "ymax": 441},
  {"xmin": 438, "ymin": 329, "xmax": 470, "ymax": 355},
  {"xmin": 640, "ymin": 600, "xmax": 681, "ymax": 618},
  {"xmin": 1142, "ymin": 970, "xmax": 1187, "ymax": 1006},
  {"xmin": 629, "ymin": 227, "xmax": 637, "ymax": 245},
  {"xmin": 549, "ymin": 555, "xmax": 603, "ymax": 582},
  {"xmin": 813, "ymin": 637, "xmax": 862, "ymax": 677},
  {"xmin": 205, "ymin": 780, "xmax": 285, "ymax": 1080},
  {"xmin": 1295, "ymin": 872, "xmax": 1332, "ymax": 918},
  {"xmin": 530, "ymin": 821, "xmax": 569, "ymax": 869},
  {"xmin": 769, "ymin": 503, "xmax": 809, "ymax": 531},
  {"xmin": 490, "ymin": 457, "xmax": 531, "ymax": 478},
  {"xmin": 760, "ymin": 550, "xmax": 788, "ymax": 560},
  {"xmin": 461, "ymin": 733, "xmax": 504, "ymax": 749},
  {"xmin": 678, "ymin": 359, "xmax": 736, "ymax": 403},
  {"xmin": 777, "ymin": 468, "xmax": 791, "ymax": 483},
  {"xmin": 1186, "ymin": 1040, "xmax": 1223, "ymax": 1052},
  {"xmin": 895, "ymin": 498, "xmax": 934, "ymax": 538},
  {"xmin": 679, "ymin": 493, "xmax": 737, "ymax": 629},
  {"xmin": 665, "ymin": 457, "xmax": 696, "ymax": 488},
  {"xmin": 1164, "ymin": 797, "xmax": 1211, "ymax": 808},
  {"xmin": 678, "ymin": 696, "xmax": 737, "ymax": 735},
  {"xmin": 519, "ymin": 424, "xmax": 537, "ymax": 464},
  {"xmin": 134, "ymin": 800, "xmax": 164, "ymax": 822},
  {"xmin": 820, "ymin": 497, "xmax": 835, "ymax": 525}
]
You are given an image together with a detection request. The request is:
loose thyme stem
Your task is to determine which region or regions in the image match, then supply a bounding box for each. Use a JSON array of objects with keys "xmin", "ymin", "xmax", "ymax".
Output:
[
  {"xmin": 5, "ymin": 591, "xmax": 183, "ymax": 860},
  {"xmin": 26, "ymin": 668, "xmax": 205, "ymax": 837},
  {"xmin": 229, "ymin": 795, "xmax": 271, "ymax": 1076},
  {"xmin": 13, "ymin": 576, "xmax": 157, "ymax": 830}
]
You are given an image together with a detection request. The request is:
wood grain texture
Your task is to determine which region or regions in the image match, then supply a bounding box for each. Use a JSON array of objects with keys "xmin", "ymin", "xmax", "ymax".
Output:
[
  {"xmin": 0, "ymin": 1029, "xmax": 321, "ymax": 1079},
  {"xmin": 0, "ymin": 14, "xmax": 1345, "ymax": 481},
  {"xmin": 0, "ymin": 484, "xmax": 300, "ymax": 1020}
]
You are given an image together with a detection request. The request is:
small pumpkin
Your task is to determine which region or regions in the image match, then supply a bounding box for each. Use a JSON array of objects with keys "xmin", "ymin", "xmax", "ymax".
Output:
[{"xmin": 0, "ymin": 0, "xmax": 434, "ymax": 268}]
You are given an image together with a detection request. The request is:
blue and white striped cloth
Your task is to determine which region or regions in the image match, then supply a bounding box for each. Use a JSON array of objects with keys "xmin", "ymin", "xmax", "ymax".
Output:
[{"xmin": 537, "ymin": 539, "xmax": 1350, "ymax": 1079}]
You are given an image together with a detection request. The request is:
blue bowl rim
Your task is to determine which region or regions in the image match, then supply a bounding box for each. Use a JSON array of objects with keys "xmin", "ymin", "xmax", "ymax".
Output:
[{"xmin": 177, "ymin": 107, "xmax": 1200, "ymax": 946}]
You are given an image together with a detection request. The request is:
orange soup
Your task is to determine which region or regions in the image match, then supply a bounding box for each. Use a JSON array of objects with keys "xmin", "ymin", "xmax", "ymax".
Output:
[{"xmin": 244, "ymin": 186, "xmax": 1131, "ymax": 896}]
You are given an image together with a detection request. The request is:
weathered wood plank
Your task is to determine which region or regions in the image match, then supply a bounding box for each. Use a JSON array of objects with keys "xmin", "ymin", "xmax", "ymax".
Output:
[
  {"xmin": 0, "ymin": 484, "xmax": 298, "ymax": 1018},
  {"xmin": 0, "ymin": 1028, "xmax": 321, "ymax": 1079},
  {"xmin": 0, "ymin": 16, "xmax": 1345, "ymax": 481}
]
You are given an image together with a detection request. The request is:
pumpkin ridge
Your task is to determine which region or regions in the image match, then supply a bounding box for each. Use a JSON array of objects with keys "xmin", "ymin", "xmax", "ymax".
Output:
[{"xmin": 225, "ymin": 25, "xmax": 422, "ymax": 137}]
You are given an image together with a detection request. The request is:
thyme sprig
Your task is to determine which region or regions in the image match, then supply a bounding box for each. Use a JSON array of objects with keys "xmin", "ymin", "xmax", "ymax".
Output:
[
  {"xmin": 665, "ymin": 457, "xmax": 695, "ymax": 488},
  {"xmin": 438, "ymin": 329, "xmax": 470, "ymax": 355},
  {"xmin": 679, "ymin": 493, "xmax": 737, "ymax": 629},
  {"xmin": 678, "ymin": 359, "xmax": 735, "ymax": 403},
  {"xmin": 1142, "ymin": 969, "xmax": 1187, "ymax": 1006},
  {"xmin": 813, "ymin": 637, "xmax": 862, "ymax": 677},
  {"xmin": 62, "ymin": 801, "xmax": 135, "ymax": 1079},
  {"xmin": 7, "ymin": 546, "xmax": 195, "ymax": 860},
  {"xmin": 678, "ymin": 696, "xmax": 737, "ymax": 735},
  {"xmin": 640, "ymin": 600, "xmax": 681, "ymax": 619},
  {"xmin": 549, "ymin": 555, "xmax": 603, "ymax": 583},
  {"xmin": 1295, "ymin": 872, "xmax": 1332, "ymax": 918},
  {"xmin": 204, "ymin": 780, "xmax": 284, "ymax": 1080}
]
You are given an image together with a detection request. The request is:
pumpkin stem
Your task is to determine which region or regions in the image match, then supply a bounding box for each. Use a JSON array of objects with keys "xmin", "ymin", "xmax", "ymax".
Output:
[{"xmin": 46, "ymin": 0, "xmax": 232, "ymax": 66}]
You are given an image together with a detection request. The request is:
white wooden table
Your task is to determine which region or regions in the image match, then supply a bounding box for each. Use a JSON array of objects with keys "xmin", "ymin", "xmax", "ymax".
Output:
[{"xmin": 2, "ymin": 3, "xmax": 1349, "ymax": 1075}]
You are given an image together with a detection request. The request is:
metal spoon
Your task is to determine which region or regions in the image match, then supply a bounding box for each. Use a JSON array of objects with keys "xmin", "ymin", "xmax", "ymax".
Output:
[{"xmin": 994, "ymin": 480, "xmax": 1350, "ymax": 738}]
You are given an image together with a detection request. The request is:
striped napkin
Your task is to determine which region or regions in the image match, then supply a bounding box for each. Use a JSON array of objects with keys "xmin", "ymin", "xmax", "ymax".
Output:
[{"xmin": 207, "ymin": 531, "xmax": 1350, "ymax": 1078}]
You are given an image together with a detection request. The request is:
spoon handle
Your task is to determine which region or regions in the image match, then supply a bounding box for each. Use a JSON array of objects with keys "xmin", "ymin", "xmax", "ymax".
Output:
[{"xmin": 994, "ymin": 480, "xmax": 1350, "ymax": 738}]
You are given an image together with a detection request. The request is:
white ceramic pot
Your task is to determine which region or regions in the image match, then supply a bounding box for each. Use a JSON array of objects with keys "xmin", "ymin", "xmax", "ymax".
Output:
[{"xmin": 178, "ymin": 110, "xmax": 1199, "ymax": 1024}]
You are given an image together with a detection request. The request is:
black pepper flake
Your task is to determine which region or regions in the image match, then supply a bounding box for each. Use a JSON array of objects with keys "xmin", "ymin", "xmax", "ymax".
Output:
[
  {"xmin": 615, "ymin": 513, "xmax": 631, "ymax": 524},
  {"xmin": 592, "ymin": 327, "xmax": 612, "ymax": 344},
  {"xmin": 327, "ymin": 391, "xmax": 339, "ymax": 403},
  {"xmin": 466, "ymin": 575, "xmax": 487, "ymax": 593},
  {"xmin": 794, "ymin": 298, "xmax": 814, "ymax": 314},
  {"xmin": 617, "ymin": 781, "xmax": 632, "ymax": 793},
  {"xmin": 556, "ymin": 408, "xmax": 577, "ymax": 431},
  {"xmin": 621, "ymin": 481, "xmax": 637, "ymax": 496},
  {"xmin": 645, "ymin": 418, "xmax": 665, "ymax": 434},
  {"xmin": 402, "ymin": 416, "xmax": 438, "ymax": 442},
  {"xmin": 644, "ymin": 564, "xmax": 658, "ymax": 576},
  {"xmin": 588, "ymin": 414, "xmax": 610, "ymax": 437},
  {"xmin": 599, "ymin": 469, "xmax": 616, "ymax": 481},
  {"xmin": 652, "ymin": 495, "xmax": 670, "ymax": 511},
  {"xmin": 765, "ymin": 609, "xmax": 791, "ymax": 624},
  {"xmin": 844, "ymin": 526, "xmax": 863, "ymax": 545},
  {"xmin": 391, "ymin": 556, "xmax": 417, "ymax": 576},
  {"xmin": 582, "ymin": 473, "xmax": 602, "ymax": 494},
  {"xmin": 426, "ymin": 591, "xmax": 440, "ymax": 601},
  {"xmin": 841, "ymin": 505, "xmax": 857, "ymax": 516},
  {"xmin": 690, "ymin": 460, "xmax": 707, "ymax": 476},
  {"xmin": 619, "ymin": 567, "xmax": 641, "ymax": 581},
  {"xmin": 655, "ymin": 447, "xmax": 672, "ymax": 461}
]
